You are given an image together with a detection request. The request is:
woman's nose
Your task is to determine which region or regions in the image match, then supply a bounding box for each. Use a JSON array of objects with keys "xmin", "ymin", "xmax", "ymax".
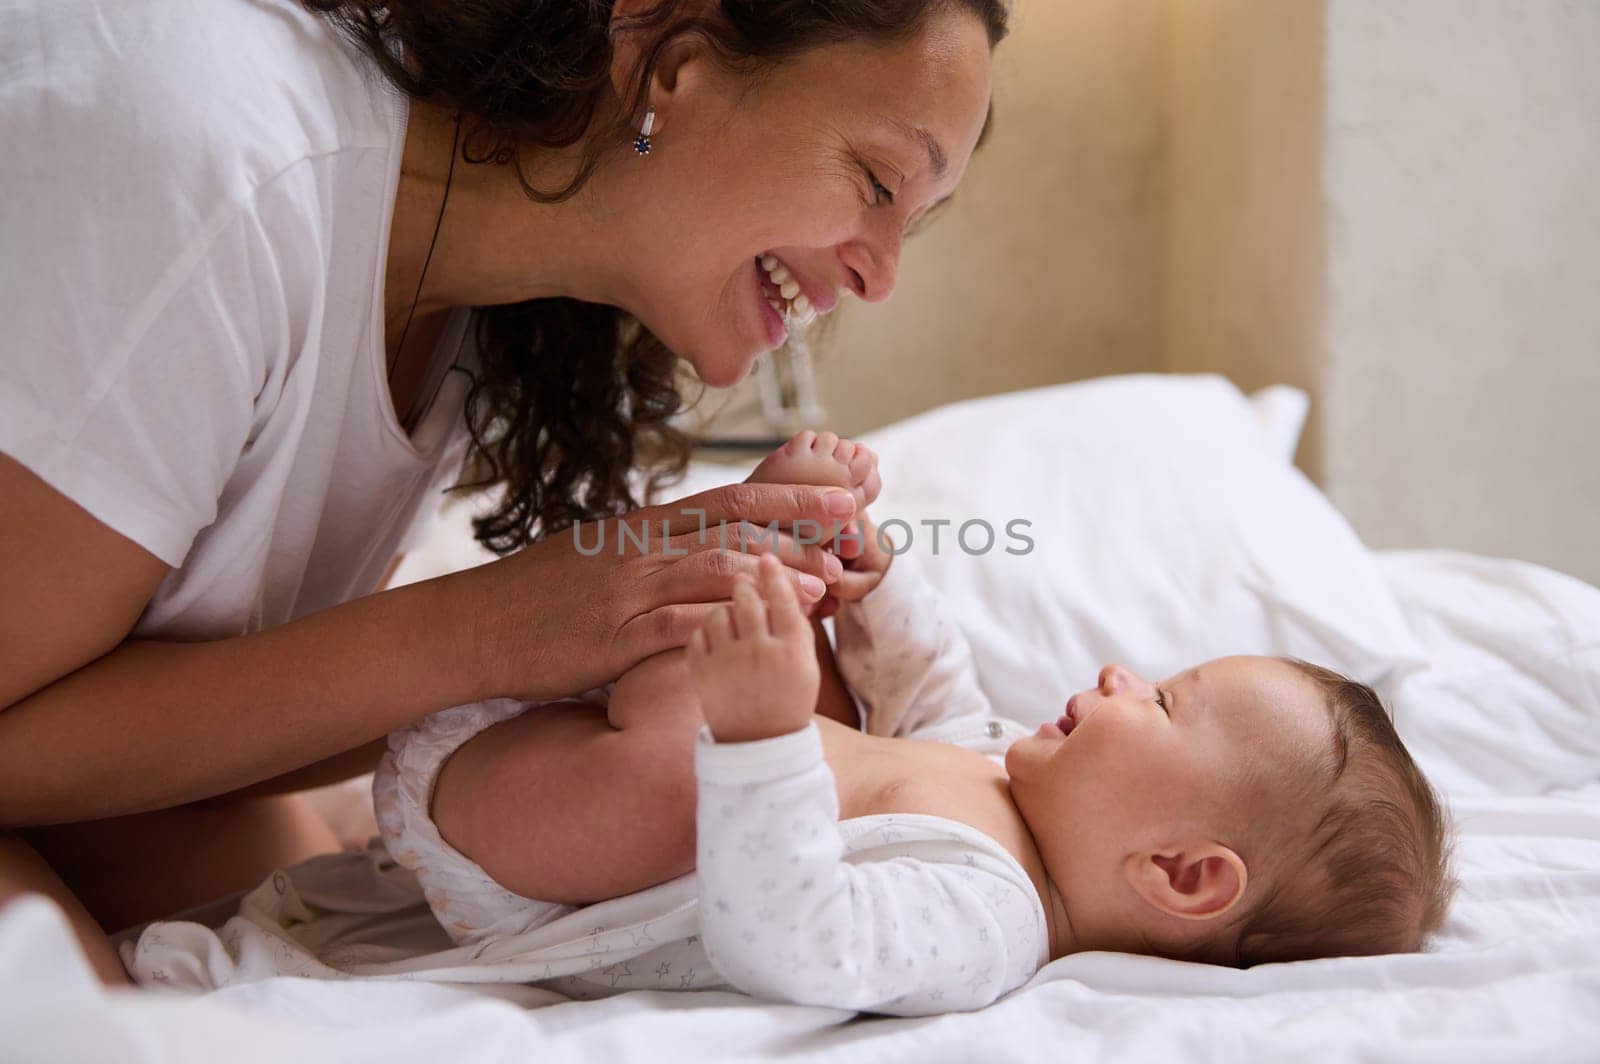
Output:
[{"xmin": 838, "ymin": 229, "xmax": 901, "ymax": 303}]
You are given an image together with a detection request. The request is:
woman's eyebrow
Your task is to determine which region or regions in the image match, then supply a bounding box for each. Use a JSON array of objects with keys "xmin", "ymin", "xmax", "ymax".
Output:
[{"xmin": 885, "ymin": 117, "xmax": 948, "ymax": 178}]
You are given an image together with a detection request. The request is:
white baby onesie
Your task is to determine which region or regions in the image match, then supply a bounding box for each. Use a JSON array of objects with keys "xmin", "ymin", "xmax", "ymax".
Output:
[
  {"xmin": 693, "ymin": 722, "xmax": 1046, "ymax": 1014},
  {"xmin": 368, "ymin": 551, "xmax": 1047, "ymax": 1015}
]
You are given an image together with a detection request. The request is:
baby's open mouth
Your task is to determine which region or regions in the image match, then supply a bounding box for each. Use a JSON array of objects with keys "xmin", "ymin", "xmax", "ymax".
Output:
[{"xmin": 1056, "ymin": 696, "xmax": 1079, "ymax": 737}]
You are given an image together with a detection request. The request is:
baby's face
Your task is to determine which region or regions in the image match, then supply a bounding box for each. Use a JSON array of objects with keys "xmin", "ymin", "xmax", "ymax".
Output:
[{"xmin": 1005, "ymin": 656, "xmax": 1334, "ymax": 933}]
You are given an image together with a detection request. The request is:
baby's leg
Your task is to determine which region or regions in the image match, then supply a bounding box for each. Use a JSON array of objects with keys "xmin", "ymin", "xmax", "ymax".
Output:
[
  {"xmin": 432, "ymin": 635, "xmax": 857, "ymax": 910},
  {"xmin": 431, "ymin": 433, "xmax": 876, "ymax": 906},
  {"xmin": 431, "ymin": 650, "xmax": 703, "ymax": 905}
]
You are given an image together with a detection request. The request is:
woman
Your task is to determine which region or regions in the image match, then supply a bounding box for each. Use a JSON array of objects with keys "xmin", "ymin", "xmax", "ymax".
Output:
[{"xmin": 0, "ymin": 0, "xmax": 1002, "ymax": 984}]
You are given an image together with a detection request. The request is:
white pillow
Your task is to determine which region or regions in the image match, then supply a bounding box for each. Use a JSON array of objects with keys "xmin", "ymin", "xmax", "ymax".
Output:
[
  {"xmin": 408, "ymin": 374, "xmax": 1427, "ymax": 735},
  {"xmin": 836, "ymin": 374, "xmax": 1428, "ymax": 728},
  {"xmin": 1377, "ymin": 550, "xmax": 1600, "ymax": 796}
]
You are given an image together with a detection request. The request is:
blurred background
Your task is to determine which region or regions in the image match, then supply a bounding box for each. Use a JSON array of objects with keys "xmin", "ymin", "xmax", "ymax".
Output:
[{"xmin": 694, "ymin": 0, "xmax": 1599, "ymax": 588}]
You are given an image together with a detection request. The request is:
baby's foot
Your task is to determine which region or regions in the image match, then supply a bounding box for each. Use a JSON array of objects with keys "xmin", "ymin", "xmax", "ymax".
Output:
[{"xmin": 747, "ymin": 430, "xmax": 882, "ymax": 516}]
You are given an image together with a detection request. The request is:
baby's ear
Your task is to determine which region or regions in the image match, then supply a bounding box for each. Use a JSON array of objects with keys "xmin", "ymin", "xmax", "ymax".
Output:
[{"xmin": 1124, "ymin": 843, "xmax": 1247, "ymax": 922}]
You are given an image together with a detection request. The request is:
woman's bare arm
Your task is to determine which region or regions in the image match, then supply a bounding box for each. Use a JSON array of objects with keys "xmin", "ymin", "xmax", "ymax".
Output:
[
  {"xmin": 0, "ymin": 451, "xmax": 491, "ymax": 825},
  {"xmin": 0, "ymin": 454, "xmax": 857, "ymax": 827}
]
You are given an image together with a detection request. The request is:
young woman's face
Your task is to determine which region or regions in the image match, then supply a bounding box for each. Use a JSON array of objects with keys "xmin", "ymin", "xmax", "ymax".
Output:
[{"xmin": 621, "ymin": 11, "xmax": 995, "ymax": 387}]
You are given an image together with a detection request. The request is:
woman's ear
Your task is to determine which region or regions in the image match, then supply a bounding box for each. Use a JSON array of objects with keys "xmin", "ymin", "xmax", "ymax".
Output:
[
  {"xmin": 607, "ymin": 0, "xmax": 714, "ymax": 138},
  {"xmin": 1124, "ymin": 843, "xmax": 1248, "ymax": 921}
]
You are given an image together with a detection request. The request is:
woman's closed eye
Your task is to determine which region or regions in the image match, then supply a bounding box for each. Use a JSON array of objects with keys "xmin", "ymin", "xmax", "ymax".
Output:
[{"xmin": 866, "ymin": 169, "xmax": 894, "ymax": 207}]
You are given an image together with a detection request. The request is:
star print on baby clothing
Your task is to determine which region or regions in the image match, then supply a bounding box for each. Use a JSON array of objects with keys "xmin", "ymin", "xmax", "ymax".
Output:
[{"xmin": 685, "ymin": 553, "xmax": 1054, "ymax": 1015}]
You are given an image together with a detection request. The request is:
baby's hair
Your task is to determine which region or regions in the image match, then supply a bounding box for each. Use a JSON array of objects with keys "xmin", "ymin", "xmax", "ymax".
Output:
[{"xmin": 1228, "ymin": 660, "xmax": 1455, "ymax": 966}]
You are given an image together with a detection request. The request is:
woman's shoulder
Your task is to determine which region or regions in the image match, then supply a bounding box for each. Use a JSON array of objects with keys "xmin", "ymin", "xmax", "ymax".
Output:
[{"xmin": 3, "ymin": 0, "xmax": 400, "ymax": 220}]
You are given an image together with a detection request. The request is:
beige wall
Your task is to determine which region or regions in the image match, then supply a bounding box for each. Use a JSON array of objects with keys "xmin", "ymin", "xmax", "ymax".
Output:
[
  {"xmin": 699, "ymin": 1, "xmax": 1600, "ymax": 586},
  {"xmin": 1160, "ymin": 0, "xmax": 1326, "ymax": 476},
  {"xmin": 1317, "ymin": 1, "xmax": 1600, "ymax": 587},
  {"xmin": 809, "ymin": 0, "xmax": 1169, "ymax": 434},
  {"xmin": 1158, "ymin": 1, "xmax": 1600, "ymax": 586}
]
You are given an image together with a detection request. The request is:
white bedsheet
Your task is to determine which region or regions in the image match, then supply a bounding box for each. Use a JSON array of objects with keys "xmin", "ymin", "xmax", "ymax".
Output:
[
  {"xmin": 6, "ymin": 776, "xmax": 1600, "ymax": 1064},
  {"xmin": 4, "ymin": 377, "xmax": 1597, "ymax": 1061}
]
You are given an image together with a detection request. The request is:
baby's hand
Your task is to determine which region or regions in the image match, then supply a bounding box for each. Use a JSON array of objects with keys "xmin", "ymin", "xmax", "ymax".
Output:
[
  {"xmin": 688, "ymin": 552, "xmax": 821, "ymax": 744},
  {"xmin": 816, "ymin": 514, "xmax": 896, "ymax": 618}
]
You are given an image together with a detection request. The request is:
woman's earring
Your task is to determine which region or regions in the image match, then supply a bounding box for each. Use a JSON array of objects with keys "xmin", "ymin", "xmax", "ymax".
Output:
[{"xmin": 633, "ymin": 107, "xmax": 655, "ymax": 156}]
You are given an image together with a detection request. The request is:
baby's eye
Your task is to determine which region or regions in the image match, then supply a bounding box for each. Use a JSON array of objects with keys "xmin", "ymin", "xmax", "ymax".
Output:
[{"xmin": 1155, "ymin": 690, "xmax": 1169, "ymax": 715}]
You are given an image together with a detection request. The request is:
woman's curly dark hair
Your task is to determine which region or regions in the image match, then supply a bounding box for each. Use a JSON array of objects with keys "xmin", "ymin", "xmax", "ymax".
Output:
[{"xmin": 301, "ymin": 0, "xmax": 1009, "ymax": 553}]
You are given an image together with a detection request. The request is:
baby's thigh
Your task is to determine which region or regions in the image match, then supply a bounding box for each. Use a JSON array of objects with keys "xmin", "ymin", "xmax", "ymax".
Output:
[
  {"xmin": 606, "ymin": 647, "xmax": 703, "ymax": 734},
  {"xmin": 433, "ymin": 695, "xmax": 703, "ymax": 904}
]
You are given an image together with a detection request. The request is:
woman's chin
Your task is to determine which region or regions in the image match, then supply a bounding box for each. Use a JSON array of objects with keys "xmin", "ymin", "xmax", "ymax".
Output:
[{"xmin": 686, "ymin": 346, "xmax": 759, "ymax": 390}]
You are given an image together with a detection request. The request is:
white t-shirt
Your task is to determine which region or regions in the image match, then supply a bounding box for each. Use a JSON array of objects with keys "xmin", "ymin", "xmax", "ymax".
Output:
[{"xmin": 0, "ymin": 0, "xmax": 476, "ymax": 641}]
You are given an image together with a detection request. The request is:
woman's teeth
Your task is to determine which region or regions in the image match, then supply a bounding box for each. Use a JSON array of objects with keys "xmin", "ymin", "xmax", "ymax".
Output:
[{"xmin": 759, "ymin": 254, "xmax": 816, "ymax": 326}]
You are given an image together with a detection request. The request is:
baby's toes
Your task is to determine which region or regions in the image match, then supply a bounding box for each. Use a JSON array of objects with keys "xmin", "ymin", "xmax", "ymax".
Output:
[
  {"xmin": 846, "ymin": 444, "xmax": 881, "ymax": 506},
  {"xmin": 747, "ymin": 431, "xmax": 818, "ymax": 486},
  {"xmin": 746, "ymin": 429, "xmax": 855, "ymax": 490}
]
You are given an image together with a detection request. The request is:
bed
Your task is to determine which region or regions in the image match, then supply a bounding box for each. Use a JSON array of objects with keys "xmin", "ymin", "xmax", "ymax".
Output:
[{"xmin": 4, "ymin": 374, "xmax": 1598, "ymax": 1061}]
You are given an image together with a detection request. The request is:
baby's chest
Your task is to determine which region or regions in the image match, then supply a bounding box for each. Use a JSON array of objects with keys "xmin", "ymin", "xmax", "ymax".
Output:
[{"xmin": 819, "ymin": 724, "xmax": 1021, "ymax": 841}]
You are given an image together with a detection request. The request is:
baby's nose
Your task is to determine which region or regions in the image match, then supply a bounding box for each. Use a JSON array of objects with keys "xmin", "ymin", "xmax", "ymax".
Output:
[{"xmin": 1098, "ymin": 664, "xmax": 1128, "ymax": 693}]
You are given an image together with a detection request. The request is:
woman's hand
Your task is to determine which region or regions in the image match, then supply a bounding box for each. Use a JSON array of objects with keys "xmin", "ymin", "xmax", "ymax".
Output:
[
  {"xmin": 687, "ymin": 553, "xmax": 820, "ymax": 744},
  {"xmin": 470, "ymin": 481, "xmax": 857, "ymax": 701}
]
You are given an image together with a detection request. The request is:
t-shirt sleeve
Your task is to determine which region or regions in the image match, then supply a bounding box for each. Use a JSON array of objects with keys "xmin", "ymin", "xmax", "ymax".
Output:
[
  {"xmin": 693, "ymin": 723, "xmax": 1042, "ymax": 1016},
  {"xmin": 831, "ymin": 551, "xmax": 998, "ymax": 739},
  {"xmin": 0, "ymin": 192, "xmax": 283, "ymax": 567}
]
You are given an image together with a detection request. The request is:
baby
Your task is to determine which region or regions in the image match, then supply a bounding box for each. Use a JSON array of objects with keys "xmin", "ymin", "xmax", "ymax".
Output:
[{"xmin": 374, "ymin": 432, "xmax": 1454, "ymax": 1015}]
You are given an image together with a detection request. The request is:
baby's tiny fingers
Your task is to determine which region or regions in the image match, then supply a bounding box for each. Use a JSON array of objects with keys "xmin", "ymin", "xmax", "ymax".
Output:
[
  {"xmin": 703, "ymin": 603, "xmax": 734, "ymax": 647},
  {"xmin": 757, "ymin": 552, "xmax": 806, "ymax": 638},
  {"xmin": 826, "ymin": 566, "xmax": 886, "ymax": 603},
  {"xmin": 730, "ymin": 575, "xmax": 763, "ymax": 638}
]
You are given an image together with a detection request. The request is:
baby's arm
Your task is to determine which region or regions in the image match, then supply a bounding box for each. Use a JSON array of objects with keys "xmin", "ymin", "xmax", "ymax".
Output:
[
  {"xmin": 686, "ymin": 555, "xmax": 1038, "ymax": 1014},
  {"xmin": 830, "ymin": 537, "xmax": 996, "ymax": 738},
  {"xmin": 694, "ymin": 722, "xmax": 1039, "ymax": 1014}
]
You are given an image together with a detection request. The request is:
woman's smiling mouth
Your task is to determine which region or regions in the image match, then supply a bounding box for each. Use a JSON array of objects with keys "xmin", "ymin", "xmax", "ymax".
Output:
[
  {"xmin": 752, "ymin": 257, "xmax": 789, "ymax": 349},
  {"xmin": 757, "ymin": 253, "xmax": 817, "ymax": 324}
]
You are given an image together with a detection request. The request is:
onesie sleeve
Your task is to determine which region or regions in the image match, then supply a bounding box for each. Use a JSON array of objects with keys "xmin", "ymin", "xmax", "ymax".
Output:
[
  {"xmin": 693, "ymin": 723, "xmax": 1042, "ymax": 1016},
  {"xmin": 831, "ymin": 550, "xmax": 997, "ymax": 738}
]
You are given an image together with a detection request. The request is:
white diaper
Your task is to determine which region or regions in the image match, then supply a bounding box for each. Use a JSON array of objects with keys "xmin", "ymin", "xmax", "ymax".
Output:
[{"xmin": 372, "ymin": 690, "xmax": 609, "ymax": 945}]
